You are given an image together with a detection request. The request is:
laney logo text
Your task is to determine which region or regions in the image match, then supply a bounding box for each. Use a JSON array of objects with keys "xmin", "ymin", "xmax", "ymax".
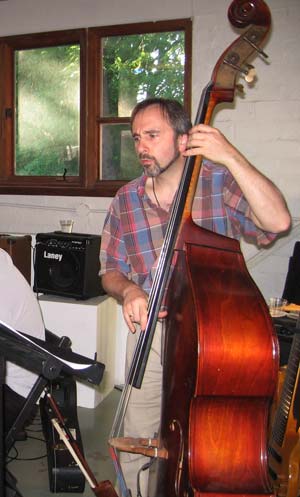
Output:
[{"xmin": 43, "ymin": 251, "xmax": 63, "ymax": 262}]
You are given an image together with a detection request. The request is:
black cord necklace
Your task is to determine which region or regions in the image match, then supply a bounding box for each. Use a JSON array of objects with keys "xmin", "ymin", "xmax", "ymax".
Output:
[{"xmin": 152, "ymin": 177, "xmax": 161, "ymax": 208}]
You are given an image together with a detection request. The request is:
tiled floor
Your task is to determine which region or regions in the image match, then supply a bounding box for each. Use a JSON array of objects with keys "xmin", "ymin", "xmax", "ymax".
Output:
[{"xmin": 7, "ymin": 389, "xmax": 120, "ymax": 497}]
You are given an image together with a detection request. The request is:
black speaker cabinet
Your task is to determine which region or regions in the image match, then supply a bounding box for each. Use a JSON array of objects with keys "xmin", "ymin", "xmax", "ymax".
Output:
[
  {"xmin": 40, "ymin": 377, "xmax": 85, "ymax": 493},
  {"xmin": 282, "ymin": 241, "xmax": 300, "ymax": 304},
  {"xmin": 33, "ymin": 232, "xmax": 105, "ymax": 300}
]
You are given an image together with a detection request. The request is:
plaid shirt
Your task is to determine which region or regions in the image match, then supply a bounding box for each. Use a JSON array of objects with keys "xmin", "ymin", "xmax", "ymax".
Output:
[{"xmin": 100, "ymin": 160, "xmax": 276, "ymax": 293}]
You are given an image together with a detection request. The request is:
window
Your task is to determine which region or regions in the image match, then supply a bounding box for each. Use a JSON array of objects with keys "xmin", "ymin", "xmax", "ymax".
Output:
[
  {"xmin": 15, "ymin": 44, "xmax": 80, "ymax": 177},
  {"xmin": 0, "ymin": 20, "xmax": 192, "ymax": 196}
]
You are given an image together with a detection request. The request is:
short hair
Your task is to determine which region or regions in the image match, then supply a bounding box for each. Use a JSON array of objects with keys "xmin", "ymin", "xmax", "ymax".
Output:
[{"xmin": 131, "ymin": 97, "xmax": 192, "ymax": 136}]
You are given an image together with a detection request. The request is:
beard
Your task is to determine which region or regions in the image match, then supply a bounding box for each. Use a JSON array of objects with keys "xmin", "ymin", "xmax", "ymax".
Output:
[{"xmin": 139, "ymin": 144, "xmax": 180, "ymax": 178}]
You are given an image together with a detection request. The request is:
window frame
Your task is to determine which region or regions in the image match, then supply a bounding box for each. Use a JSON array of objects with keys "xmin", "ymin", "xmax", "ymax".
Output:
[{"xmin": 0, "ymin": 19, "xmax": 192, "ymax": 197}]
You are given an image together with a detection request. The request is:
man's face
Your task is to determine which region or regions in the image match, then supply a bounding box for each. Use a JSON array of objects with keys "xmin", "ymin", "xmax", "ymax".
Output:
[{"xmin": 131, "ymin": 105, "xmax": 180, "ymax": 177}]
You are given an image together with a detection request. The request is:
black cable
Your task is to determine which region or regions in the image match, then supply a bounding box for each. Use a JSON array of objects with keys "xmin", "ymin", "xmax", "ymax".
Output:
[
  {"xmin": 136, "ymin": 459, "xmax": 154, "ymax": 497},
  {"xmin": 6, "ymin": 430, "xmax": 47, "ymax": 465}
]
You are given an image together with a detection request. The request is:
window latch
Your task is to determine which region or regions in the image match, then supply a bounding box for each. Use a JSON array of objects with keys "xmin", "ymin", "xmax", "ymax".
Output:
[{"xmin": 5, "ymin": 108, "xmax": 13, "ymax": 118}]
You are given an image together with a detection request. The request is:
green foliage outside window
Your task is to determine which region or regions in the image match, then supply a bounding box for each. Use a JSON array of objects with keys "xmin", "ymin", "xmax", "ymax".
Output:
[
  {"xmin": 103, "ymin": 31, "xmax": 185, "ymax": 116},
  {"xmin": 15, "ymin": 44, "xmax": 80, "ymax": 176}
]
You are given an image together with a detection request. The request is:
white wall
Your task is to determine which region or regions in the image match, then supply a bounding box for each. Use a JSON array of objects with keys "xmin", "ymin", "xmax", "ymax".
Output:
[{"xmin": 0, "ymin": 0, "xmax": 299, "ymax": 302}]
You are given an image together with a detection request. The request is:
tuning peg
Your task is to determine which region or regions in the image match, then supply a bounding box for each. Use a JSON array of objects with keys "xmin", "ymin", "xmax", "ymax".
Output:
[
  {"xmin": 243, "ymin": 36, "xmax": 269, "ymax": 59},
  {"xmin": 244, "ymin": 64, "xmax": 256, "ymax": 84},
  {"xmin": 223, "ymin": 58, "xmax": 256, "ymax": 84}
]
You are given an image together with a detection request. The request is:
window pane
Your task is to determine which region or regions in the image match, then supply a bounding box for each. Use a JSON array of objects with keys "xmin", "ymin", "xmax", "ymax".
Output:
[
  {"xmin": 15, "ymin": 45, "xmax": 80, "ymax": 176},
  {"xmin": 101, "ymin": 124, "xmax": 141, "ymax": 180},
  {"xmin": 102, "ymin": 31, "xmax": 185, "ymax": 118}
]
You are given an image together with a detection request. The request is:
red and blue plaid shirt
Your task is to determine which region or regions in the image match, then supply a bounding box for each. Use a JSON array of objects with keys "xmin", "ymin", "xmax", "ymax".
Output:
[{"xmin": 100, "ymin": 160, "xmax": 276, "ymax": 293}]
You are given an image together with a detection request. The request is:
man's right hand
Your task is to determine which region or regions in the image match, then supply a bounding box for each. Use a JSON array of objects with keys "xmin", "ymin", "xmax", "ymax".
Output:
[{"xmin": 122, "ymin": 284, "xmax": 149, "ymax": 333}]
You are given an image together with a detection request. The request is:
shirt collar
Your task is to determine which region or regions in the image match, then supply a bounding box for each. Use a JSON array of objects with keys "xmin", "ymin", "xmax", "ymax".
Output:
[{"xmin": 136, "ymin": 174, "xmax": 148, "ymax": 199}]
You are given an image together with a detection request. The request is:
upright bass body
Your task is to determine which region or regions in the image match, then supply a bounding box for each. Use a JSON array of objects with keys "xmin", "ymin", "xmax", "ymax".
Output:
[
  {"xmin": 149, "ymin": 223, "xmax": 278, "ymax": 497},
  {"xmin": 146, "ymin": 1, "xmax": 279, "ymax": 495}
]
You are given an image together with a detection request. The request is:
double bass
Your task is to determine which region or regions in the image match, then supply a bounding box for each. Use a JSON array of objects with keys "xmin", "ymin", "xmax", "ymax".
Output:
[{"xmin": 108, "ymin": 1, "xmax": 279, "ymax": 496}]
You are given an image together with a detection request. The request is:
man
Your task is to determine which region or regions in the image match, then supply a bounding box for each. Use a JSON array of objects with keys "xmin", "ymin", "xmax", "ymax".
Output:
[
  {"xmin": 100, "ymin": 98, "xmax": 291, "ymax": 496},
  {"xmin": 0, "ymin": 248, "xmax": 45, "ymax": 435}
]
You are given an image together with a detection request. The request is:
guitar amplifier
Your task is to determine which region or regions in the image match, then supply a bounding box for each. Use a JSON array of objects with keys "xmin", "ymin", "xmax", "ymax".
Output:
[
  {"xmin": 40, "ymin": 377, "xmax": 85, "ymax": 493},
  {"xmin": 33, "ymin": 232, "xmax": 105, "ymax": 299}
]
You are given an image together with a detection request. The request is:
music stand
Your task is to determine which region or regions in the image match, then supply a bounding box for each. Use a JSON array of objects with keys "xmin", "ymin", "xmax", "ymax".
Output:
[{"xmin": 0, "ymin": 319, "xmax": 104, "ymax": 497}]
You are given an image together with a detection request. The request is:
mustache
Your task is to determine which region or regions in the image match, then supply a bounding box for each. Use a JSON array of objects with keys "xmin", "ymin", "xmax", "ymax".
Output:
[{"xmin": 139, "ymin": 153, "xmax": 155, "ymax": 161}]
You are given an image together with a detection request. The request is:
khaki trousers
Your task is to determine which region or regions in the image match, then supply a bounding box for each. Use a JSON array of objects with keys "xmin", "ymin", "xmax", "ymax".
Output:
[{"xmin": 120, "ymin": 322, "xmax": 163, "ymax": 497}]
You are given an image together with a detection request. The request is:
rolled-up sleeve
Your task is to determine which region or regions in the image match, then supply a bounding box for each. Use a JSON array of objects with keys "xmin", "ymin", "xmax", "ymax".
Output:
[
  {"xmin": 224, "ymin": 172, "xmax": 277, "ymax": 246},
  {"xmin": 100, "ymin": 200, "xmax": 130, "ymax": 277}
]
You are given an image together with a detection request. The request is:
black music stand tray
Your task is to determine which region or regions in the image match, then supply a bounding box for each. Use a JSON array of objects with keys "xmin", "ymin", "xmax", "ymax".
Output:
[{"xmin": 0, "ymin": 320, "xmax": 105, "ymax": 497}]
